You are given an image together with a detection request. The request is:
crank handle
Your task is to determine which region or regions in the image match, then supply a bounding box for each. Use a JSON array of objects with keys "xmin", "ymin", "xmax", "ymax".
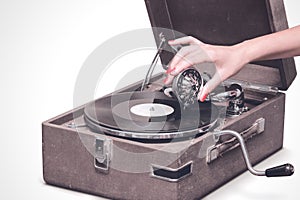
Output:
[
  {"xmin": 265, "ymin": 163, "xmax": 294, "ymax": 177},
  {"xmin": 214, "ymin": 130, "xmax": 294, "ymax": 177}
]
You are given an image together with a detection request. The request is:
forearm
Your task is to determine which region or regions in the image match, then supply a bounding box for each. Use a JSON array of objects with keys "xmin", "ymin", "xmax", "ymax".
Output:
[{"xmin": 236, "ymin": 25, "xmax": 300, "ymax": 63}]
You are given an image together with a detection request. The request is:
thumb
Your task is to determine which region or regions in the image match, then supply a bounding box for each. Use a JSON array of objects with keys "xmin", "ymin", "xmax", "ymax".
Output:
[{"xmin": 198, "ymin": 73, "xmax": 222, "ymax": 102}]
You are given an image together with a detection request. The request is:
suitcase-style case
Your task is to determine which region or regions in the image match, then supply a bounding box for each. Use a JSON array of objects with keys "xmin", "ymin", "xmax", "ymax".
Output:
[{"xmin": 42, "ymin": 0, "xmax": 297, "ymax": 199}]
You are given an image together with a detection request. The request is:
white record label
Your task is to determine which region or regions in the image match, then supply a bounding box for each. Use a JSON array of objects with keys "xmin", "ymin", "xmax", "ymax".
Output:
[{"xmin": 130, "ymin": 103, "xmax": 174, "ymax": 117}]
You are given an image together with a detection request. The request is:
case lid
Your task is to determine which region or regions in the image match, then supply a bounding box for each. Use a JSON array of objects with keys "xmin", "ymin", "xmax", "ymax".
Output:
[{"xmin": 145, "ymin": 0, "xmax": 297, "ymax": 90}]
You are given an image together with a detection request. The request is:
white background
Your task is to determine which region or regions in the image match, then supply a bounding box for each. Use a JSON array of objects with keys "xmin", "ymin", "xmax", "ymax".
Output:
[{"xmin": 1, "ymin": 0, "xmax": 300, "ymax": 199}]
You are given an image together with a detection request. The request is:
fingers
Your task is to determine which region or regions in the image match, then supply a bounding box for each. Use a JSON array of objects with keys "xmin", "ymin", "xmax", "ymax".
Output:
[
  {"xmin": 198, "ymin": 86, "xmax": 209, "ymax": 102},
  {"xmin": 169, "ymin": 51, "xmax": 199, "ymax": 75},
  {"xmin": 168, "ymin": 36, "xmax": 203, "ymax": 46},
  {"xmin": 164, "ymin": 73, "xmax": 175, "ymax": 85},
  {"xmin": 164, "ymin": 51, "xmax": 198, "ymax": 85},
  {"xmin": 165, "ymin": 36, "xmax": 209, "ymax": 87},
  {"xmin": 167, "ymin": 36, "xmax": 205, "ymax": 74},
  {"xmin": 167, "ymin": 47, "xmax": 210, "ymax": 77},
  {"xmin": 198, "ymin": 73, "xmax": 222, "ymax": 102},
  {"xmin": 167, "ymin": 46, "xmax": 196, "ymax": 73}
]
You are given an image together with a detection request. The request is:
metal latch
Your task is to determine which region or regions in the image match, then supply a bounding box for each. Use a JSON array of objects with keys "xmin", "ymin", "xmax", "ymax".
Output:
[
  {"xmin": 207, "ymin": 118, "xmax": 265, "ymax": 164},
  {"xmin": 207, "ymin": 118, "xmax": 294, "ymax": 177},
  {"xmin": 94, "ymin": 137, "xmax": 112, "ymax": 174}
]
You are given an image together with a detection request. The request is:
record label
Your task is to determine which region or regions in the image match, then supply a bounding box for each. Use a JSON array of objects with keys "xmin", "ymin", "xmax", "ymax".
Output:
[{"xmin": 130, "ymin": 103, "xmax": 174, "ymax": 117}]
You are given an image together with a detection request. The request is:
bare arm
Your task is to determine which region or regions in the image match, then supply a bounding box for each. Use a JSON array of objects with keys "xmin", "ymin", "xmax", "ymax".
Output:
[
  {"xmin": 239, "ymin": 25, "xmax": 300, "ymax": 62},
  {"xmin": 165, "ymin": 25, "xmax": 300, "ymax": 101}
]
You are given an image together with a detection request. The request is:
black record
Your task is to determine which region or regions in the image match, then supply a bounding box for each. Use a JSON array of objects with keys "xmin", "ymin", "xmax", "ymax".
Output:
[{"xmin": 84, "ymin": 91, "xmax": 219, "ymax": 138}]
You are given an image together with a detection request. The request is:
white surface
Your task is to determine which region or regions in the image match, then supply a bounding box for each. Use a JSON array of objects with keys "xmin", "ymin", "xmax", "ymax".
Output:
[
  {"xmin": 130, "ymin": 103, "xmax": 174, "ymax": 117},
  {"xmin": 0, "ymin": 0, "xmax": 299, "ymax": 199}
]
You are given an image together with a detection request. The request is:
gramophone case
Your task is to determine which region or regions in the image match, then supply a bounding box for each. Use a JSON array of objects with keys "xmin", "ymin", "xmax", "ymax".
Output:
[{"xmin": 42, "ymin": 0, "xmax": 296, "ymax": 199}]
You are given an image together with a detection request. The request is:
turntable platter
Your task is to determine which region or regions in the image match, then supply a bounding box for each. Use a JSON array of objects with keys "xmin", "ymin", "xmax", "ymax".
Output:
[{"xmin": 84, "ymin": 91, "xmax": 219, "ymax": 139}]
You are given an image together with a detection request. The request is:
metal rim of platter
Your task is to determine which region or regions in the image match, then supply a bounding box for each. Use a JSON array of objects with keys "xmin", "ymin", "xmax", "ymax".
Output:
[{"xmin": 83, "ymin": 91, "xmax": 219, "ymax": 140}]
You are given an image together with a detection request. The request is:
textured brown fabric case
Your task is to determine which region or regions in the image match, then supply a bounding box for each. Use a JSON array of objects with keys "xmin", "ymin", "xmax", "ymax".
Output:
[{"xmin": 43, "ymin": 93, "xmax": 285, "ymax": 199}]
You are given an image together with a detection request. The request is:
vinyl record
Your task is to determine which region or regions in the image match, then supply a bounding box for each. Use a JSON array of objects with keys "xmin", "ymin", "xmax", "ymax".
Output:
[{"xmin": 84, "ymin": 91, "xmax": 219, "ymax": 139}]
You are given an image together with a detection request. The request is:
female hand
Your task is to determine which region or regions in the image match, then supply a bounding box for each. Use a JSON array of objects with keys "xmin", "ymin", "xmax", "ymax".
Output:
[
  {"xmin": 164, "ymin": 36, "xmax": 248, "ymax": 102},
  {"xmin": 164, "ymin": 26, "xmax": 300, "ymax": 101}
]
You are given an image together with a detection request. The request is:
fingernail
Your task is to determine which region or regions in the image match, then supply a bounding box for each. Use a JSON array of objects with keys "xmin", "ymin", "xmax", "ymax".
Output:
[
  {"xmin": 163, "ymin": 78, "xmax": 168, "ymax": 84},
  {"xmin": 170, "ymin": 69, "xmax": 178, "ymax": 76},
  {"xmin": 168, "ymin": 40, "xmax": 174, "ymax": 44},
  {"xmin": 166, "ymin": 67, "xmax": 175, "ymax": 74},
  {"xmin": 200, "ymin": 93, "xmax": 208, "ymax": 102}
]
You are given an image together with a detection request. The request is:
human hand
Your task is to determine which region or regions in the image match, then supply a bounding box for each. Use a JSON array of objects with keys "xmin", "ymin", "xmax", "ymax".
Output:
[{"xmin": 164, "ymin": 36, "xmax": 248, "ymax": 102}]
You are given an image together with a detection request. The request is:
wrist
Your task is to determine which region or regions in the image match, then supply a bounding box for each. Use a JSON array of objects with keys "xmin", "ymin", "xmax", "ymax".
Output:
[{"xmin": 233, "ymin": 40, "xmax": 253, "ymax": 66}]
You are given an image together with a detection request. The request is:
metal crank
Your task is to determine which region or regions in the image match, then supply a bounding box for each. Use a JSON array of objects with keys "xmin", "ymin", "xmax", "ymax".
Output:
[
  {"xmin": 214, "ymin": 130, "xmax": 294, "ymax": 177},
  {"xmin": 208, "ymin": 118, "xmax": 294, "ymax": 177}
]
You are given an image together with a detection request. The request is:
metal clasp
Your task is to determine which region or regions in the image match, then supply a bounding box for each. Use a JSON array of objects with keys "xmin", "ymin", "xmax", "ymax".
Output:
[
  {"xmin": 94, "ymin": 137, "xmax": 112, "ymax": 174},
  {"xmin": 207, "ymin": 118, "xmax": 265, "ymax": 164},
  {"xmin": 207, "ymin": 120, "xmax": 294, "ymax": 177}
]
